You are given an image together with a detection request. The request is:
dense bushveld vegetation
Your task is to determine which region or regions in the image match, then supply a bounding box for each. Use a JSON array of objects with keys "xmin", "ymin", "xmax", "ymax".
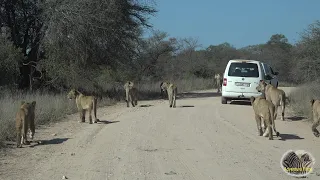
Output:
[{"xmin": 0, "ymin": 0, "xmax": 319, "ymax": 146}]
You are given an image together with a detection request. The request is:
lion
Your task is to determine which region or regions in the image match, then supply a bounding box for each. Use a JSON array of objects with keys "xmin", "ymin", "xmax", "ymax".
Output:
[
  {"xmin": 67, "ymin": 89, "xmax": 99, "ymax": 124},
  {"xmin": 160, "ymin": 82, "xmax": 177, "ymax": 108},
  {"xmin": 310, "ymin": 99, "xmax": 320, "ymax": 137},
  {"xmin": 160, "ymin": 82, "xmax": 168, "ymax": 99},
  {"xmin": 250, "ymin": 96, "xmax": 280, "ymax": 140},
  {"xmin": 256, "ymin": 80, "xmax": 286, "ymax": 121},
  {"xmin": 214, "ymin": 73, "xmax": 223, "ymax": 93},
  {"xmin": 15, "ymin": 101, "xmax": 36, "ymax": 148},
  {"xmin": 123, "ymin": 81, "xmax": 138, "ymax": 107}
]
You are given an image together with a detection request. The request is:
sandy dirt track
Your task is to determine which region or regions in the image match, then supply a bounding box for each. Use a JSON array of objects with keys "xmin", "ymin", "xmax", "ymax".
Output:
[{"xmin": 1, "ymin": 87, "xmax": 320, "ymax": 180}]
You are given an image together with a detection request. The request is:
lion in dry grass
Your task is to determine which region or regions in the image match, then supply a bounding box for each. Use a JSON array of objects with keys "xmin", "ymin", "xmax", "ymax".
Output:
[
  {"xmin": 123, "ymin": 81, "xmax": 138, "ymax": 107},
  {"xmin": 214, "ymin": 73, "xmax": 223, "ymax": 93},
  {"xmin": 67, "ymin": 89, "xmax": 99, "ymax": 124},
  {"xmin": 15, "ymin": 101, "xmax": 36, "ymax": 148},
  {"xmin": 250, "ymin": 96, "xmax": 280, "ymax": 140},
  {"xmin": 160, "ymin": 82, "xmax": 177, "ymax": 108},
  {"xmin": 310, "ymin": 99, "xmax": 320, "ymax": 137},
  {"xmin": 256, "ymin": 80, "xmax": 286, "ymax": 121}
]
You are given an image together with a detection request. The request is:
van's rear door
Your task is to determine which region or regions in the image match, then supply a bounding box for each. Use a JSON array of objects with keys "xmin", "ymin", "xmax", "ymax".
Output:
[{"xmin": 225, "ymin": 61, "xmax": 261, "ymax": 93}]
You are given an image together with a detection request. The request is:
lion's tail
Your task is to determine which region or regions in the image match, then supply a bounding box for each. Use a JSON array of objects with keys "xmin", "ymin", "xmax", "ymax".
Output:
[
  {"xmin": 285, "ymin": 96, "xmax": 290, "ymax": 104},
  {"xmin": 279, "ymin": 93, "xmax": 286, "ymax": 106}
]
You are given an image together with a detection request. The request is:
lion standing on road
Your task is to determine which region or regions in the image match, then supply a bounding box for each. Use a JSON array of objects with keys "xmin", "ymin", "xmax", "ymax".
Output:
[
  {"xmin": 67, "ymin": 89, "xmax": 99, "ymax": 124},
  {"xmin": 310, "ymin": 99, "xmax": 320, "ymax": 137},
  {"xmin": 124, "ymin": 81, "xmax": 138, "ymax": 107},
  {"xmin": 15, "ymin": 101, "xmax": 36, "ymax": 148},
  {"xmin": 256, "ymin": 80, "xmax": 286, "ymax": 121},
  {"xmin": 250, "ymin": 96, "xmax": 280, "ymax": 140},
  {"xmin": 160, "ymin": 81, "xmax": 168, "ymax": 99},
  {"xmin": 161, "ymin": 82, "xmax": 177, "ymax": 108},
  {"xmin": 214, "ymin": 73, "xmax": 223, "ymax": 93}
]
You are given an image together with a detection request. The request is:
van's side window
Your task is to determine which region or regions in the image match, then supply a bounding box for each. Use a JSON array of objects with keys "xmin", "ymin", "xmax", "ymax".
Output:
[{"xmin": 264, "ymin": 64, "xmax": 271, "ymax": 75}]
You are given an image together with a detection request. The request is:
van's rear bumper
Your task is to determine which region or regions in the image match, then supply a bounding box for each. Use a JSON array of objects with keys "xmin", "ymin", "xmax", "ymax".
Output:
[{"xmin": 222, "ymin": 91, "xmax": 262, "ymax": 100}]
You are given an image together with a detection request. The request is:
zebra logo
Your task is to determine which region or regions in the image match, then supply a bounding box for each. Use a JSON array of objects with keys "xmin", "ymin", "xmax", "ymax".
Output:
[{"xmin": 280, "ymin": 150, "xmax": 316, "ymax": 177}]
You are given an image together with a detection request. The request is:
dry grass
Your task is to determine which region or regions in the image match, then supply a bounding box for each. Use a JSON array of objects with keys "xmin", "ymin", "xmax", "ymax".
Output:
[
  {"xmin": 288, "ymin": 80, "xmax": 320, "ymax": 120},
  {"xmin": 0, "ymin": 90, "xmax": 116, "ymax": 146},
  {"xmin": 279, "ymin": 81, "xmax": 298, "ymax": 87},
  {"xmin": 0, "ymin": 77, "xmax": 214, "ymax": 147}
]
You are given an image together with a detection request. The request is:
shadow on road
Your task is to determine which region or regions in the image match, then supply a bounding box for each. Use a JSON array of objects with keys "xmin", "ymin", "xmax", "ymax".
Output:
[
  {"xmin": 177, "ymin": 105, "xmax": 195, "ymax": 108},
  {"xmin": 229, "ymin": 100, "xmax": 252, "ymax": 106},
  {"xmin": 97, "ymin": 120, "xmax": 120, "ymax": 124},
  {"xmin": 139, "ymin": 104, "xmax": 154, "ymax": 107},
  {"xmin": 29, "ymin": 138, "xmax": 70, "ymax": 148},
  {"xmin": 178, "ymin": 92, "xmax": 221, "ymax": 99},
  {"xmin": 278, "ymin": 133, "xmax": 304, "ymax": 141},
  {"xmin": 286, "ymin": 116, "xmax": 307, "ymax": 121}
]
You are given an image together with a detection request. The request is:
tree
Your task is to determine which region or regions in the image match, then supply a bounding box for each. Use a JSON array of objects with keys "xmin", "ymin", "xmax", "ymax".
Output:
[
  {"xmin": 0, "ymin": 34, "xmax": 23, "ymax": 87},
  {"xmin": 267, "ymin": 34, "xmax": 288, "ymax": 45},
  {"xmin": 133, "ymin": 30, "xmax": 175, "ymax": 80},
  {"xmin": 0, "ymin": 0, "xmax": 44, "ymax": 89},
  {"xmin": 290, "ymin": 21, "xmax": 320, "ymax": 83},
  {"xmin": 205, "ymin": 42, "xmax": 239, "ymax": 74},
  {"xmin": 41, "ymin": 0, "xmax": 157, "ymax": 91}
]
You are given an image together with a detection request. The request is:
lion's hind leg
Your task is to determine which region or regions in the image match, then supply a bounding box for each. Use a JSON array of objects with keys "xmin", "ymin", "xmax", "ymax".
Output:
[
  {"xmin": 271, "ymin": 116, "xmax": 280, "ymax": 137},
  {"xmin": 88, "ymin": 106, "xmax": 93, "ymax": 124},
  {"xmin": 270, "ymin": 105, "xmax": 280, "ymax": 137},
  {"xmin": 262, "ymin": 117, "xmax": 273, "ymax": 140},
  {"xmin": 266, "ymin": 125, "xmax": 273, "ymax": 140},
  {"xmin": 126, "ymin": 89, "xmax": 130, "ymax": 107},
  {"xmin": 262, "ymin": 124, "xmax": 273, "ymax": 140},
  {"xmin": 168, "ymin": 93, "xmax": 173, "ymax": 108},
  {"xmin": 281, "ymin": 100, "xmax": 286, "ymax": 121},
  {"xmin": 16, "ymin": 125, "xmax": 22, "ymax": 148},
  {"xmin": 93, "ymin": 98, "xmax": 99, "ymax": 123},
  {"xmin": 172, "ymin": 88, "xmax": 177, "ymax": 108},
  {"xmin": 79, "ymin": 109, "xmax": 86, "ymax": 123},
  {"xmin": 312, "ymin": 116, "xmax": 320, "ymax": 137},
  {"xmin": 255, "ymin": 115, "xmax": 263, "ymax": 136},
  {"xmin": 130, "ymin": 94, "xmax": 135, "ymax": 107},
  {"xmin": 16, "ymin": 132, "xmax": 22, "ymax": 148},
  {"xmin": 172, "ymin": 93, "xmax": 177, "ymax": 108},
  {"xmin": 29, "ymin": 118, "xmax": 35, "ymax": 140},
  {"xmin": 134, "ymin": 92, "xmax": 138, "ymax": 106},
  {"xmin": 22, "ymin": 117, "xmax": 30, "ymax": 145}
]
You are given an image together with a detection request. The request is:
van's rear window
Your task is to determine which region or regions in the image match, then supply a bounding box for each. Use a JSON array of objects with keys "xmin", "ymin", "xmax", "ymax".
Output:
[{"xmin": 227, "ymin": 62, "xmax": 259, "ymax": 77}]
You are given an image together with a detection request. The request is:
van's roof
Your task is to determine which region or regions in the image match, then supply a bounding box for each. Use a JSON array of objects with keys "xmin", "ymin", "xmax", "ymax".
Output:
[{"xmin": 228, "ymin": 59, "xmax": 261, "ymax": 63}]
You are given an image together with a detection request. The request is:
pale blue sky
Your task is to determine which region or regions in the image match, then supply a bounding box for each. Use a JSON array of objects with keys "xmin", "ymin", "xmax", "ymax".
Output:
[{"xmin": 143, "ymin": 0, "xmax": 320, "ymax": 49}]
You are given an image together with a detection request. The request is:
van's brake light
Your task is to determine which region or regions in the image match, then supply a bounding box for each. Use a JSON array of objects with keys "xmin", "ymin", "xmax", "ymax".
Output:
[{"xmin": 223, "ymin": 78, "xmax": 227, "ymax": 86}]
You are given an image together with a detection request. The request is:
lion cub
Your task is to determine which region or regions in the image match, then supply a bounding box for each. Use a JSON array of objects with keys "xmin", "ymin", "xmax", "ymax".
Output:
[
  {"xmin": 256, "ymin": 80, "xmax": 286, "ymax": 121},
  {"xmin": 123, "ymin": 81, "xmax": 138, "ymax": 107},
  {"xmin": 67, "ymin": 89, "xmax": 99, "ymax": 124},
  {"xmin": 160, "ymin": 82, "xmax": 168, "ymax": 99},
  {"xmin": 250, "ymin": 96, "xmax": 280, "ymax": 140},
  {"xmin": 310, "ymin": 99, "xmax": 320, "ymax": 137},
  {"xmin": 214, "ymin": 73, "xmax": 223, "ymax": 93},
  {"xmin": 160, "ymin": 82, "xmax": 177, "ymax": 108},
  {"xmin": 15, "ymin": 101, "xmax": 36, "ymax": 148}
]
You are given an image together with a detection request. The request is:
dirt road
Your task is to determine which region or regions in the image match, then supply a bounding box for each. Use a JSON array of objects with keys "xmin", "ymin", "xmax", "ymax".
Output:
[{"xmin": 1, "ymin": 87, "xmax": 320, "ymax": 180}]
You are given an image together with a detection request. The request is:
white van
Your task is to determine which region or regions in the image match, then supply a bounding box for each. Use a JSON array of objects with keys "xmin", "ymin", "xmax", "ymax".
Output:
[{"xmin": 221, "ymin": 59, "xmax": 279, "ymax": 104}]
